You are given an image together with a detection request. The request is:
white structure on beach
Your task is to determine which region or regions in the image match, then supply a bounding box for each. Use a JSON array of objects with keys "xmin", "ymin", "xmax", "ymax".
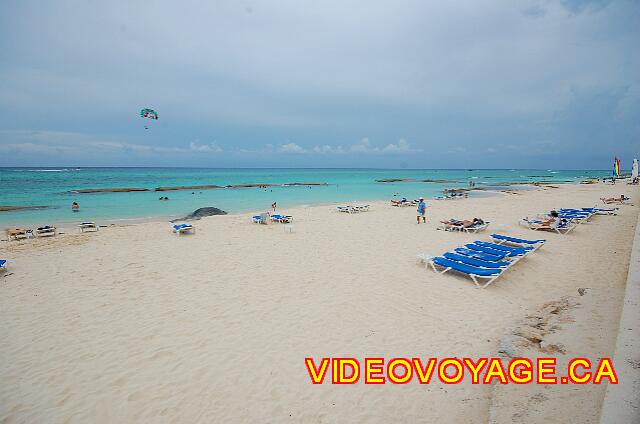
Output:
[{"xmin": 633, "ymin": 159, "xmax": 638, "ymax": 179}]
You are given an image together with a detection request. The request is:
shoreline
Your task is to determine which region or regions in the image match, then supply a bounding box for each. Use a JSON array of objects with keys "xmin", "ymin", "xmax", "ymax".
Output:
[{"xmin": 1, "ymin": 184, "xmax": 523, "ymax": 231}]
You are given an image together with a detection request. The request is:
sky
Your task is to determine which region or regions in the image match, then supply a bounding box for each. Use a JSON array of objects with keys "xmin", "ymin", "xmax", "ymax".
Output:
[{"xmin": 0, "ymin": 0, "xmax": 638, "ymax": 169}]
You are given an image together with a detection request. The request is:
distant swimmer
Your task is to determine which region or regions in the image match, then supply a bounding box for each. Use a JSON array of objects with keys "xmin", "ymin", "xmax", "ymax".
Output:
[{"xmin": 71, "ymin": 201, "xmax": 80, "ymax": 212}]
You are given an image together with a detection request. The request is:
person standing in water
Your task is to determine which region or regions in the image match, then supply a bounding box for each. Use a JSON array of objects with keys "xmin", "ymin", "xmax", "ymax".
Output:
[
  {"xmin": 272, "ymin": 201, "xmax": 277, "ymax": 212},
  {"xmin": 417, "ymin": 197, "xmax": 427, "ymax": 224},
  {"xmin": 71, "ymin": 201, "xmax": 80, "ymax": 212}
]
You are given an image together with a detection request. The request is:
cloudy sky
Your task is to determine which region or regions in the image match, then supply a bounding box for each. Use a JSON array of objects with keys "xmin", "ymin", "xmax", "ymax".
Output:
[{"xmin": 1, "ymin": 0, "xmax": 638, "ymax": 169}]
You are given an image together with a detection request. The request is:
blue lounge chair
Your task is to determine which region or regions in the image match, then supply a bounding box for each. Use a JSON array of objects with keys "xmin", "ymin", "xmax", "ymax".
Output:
[
  {"xmin": 442, "ymin": 252, "xmax": 510, "ymax": 269},
  {"xmin": 429, "ymin": 257, "xmax": 504, "ymax": 288},
  {"xmin": 474, "ymin": 241, "xmax": 532, "ymax": 255},
  {"xmin": 490, "ymin": 234, "xmax": 545, "ymax": 250},
  {"xmin": 561, "ymin": 207, "xmax": 616, "ymax": 216},
  {"xmin": 270, "ymin": 214, "xmax": 293, "ymax": 223},
  {"xmin": 465, "ymin": 243, "xmax": 515, "ymax": 258},
  {"xmin": 579, "ymin": 207, "xmax": 617, "ymax": 216},
  {"xmin": 454, "ymin": 247, "xmax": 508, "ymax": 262},
  {"xmin": 0, "ymin": 260, "xmax": 6, "ymax": 271},
  {"xmin": 172, "ymin": 223, "xmax": 195, "ymax": 235},
  {"xmin": 252, "ymin": 213, "xmax": 270, "ymax": 224}
]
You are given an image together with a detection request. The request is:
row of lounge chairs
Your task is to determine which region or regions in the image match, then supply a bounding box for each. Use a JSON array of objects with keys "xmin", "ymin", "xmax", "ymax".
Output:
[
  {"xmin": 520, "ymin": 207, "xmax": 617, "ymax": 235},
  {"xmin": 337, "ymin": 205, "xmax": 370, "ymax": 213},
  {"xmin": 390, "ymin": 199, "xmax": 418, "ymax": 207},
  {"xmin": 252, "ymin": 213, "xmax": 293, "ymax": 224},
  {"xmin": 6, "ymin": 226, "xmax": 57, "ymax": 240},
  {"xmin": 6, "ymin": 222, "xmax": 102, "ymax": 240},
  {"xmin": 422, "ymin": 234, "xmax": 545, "ymax": 288}
]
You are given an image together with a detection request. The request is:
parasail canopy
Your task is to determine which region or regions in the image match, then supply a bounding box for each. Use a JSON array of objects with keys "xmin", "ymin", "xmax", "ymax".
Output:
[{"xmin": 140, "ymin": 108, "xmax": 158, "ymax": 120}]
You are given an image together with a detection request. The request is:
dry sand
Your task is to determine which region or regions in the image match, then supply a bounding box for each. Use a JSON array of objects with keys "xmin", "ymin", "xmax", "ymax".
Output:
[{"xmin": 0, "ymin": 182, "xmax": 637, "ymax": 423}]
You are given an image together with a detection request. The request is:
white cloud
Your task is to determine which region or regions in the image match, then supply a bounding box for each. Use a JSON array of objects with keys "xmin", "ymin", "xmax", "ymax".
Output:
[
  {"xmin": 381, "ymin": 138, "xmax": 411, "ymax": 153},
  {"xmin": 189, "ymin": 140, "xmax": 223, "ymax": 153},
  {"xmin": 278, "ymin": 142, "xmax": 307, "ymax": 153},
  {"xmin": 275, "ymin": 138, "xmax": 418, "ymax": 155},
  {"xmin": 313, "ymin": 144, "xmax": 345, "ymax": 154}
]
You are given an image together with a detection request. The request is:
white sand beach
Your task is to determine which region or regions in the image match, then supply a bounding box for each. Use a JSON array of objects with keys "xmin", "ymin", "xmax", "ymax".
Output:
[{"xmin": 1, "ymin": 182, "xmax": 638, "ymax": 423}]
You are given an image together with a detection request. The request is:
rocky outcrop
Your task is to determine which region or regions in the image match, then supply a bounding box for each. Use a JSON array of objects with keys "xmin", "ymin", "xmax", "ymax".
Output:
[
  {"xmin": 283, "ymin": 182, "xmax": 329, "ymax": 186},
  {"xmin": 0, "ymin": 205, "xmax": 49, "ymax": 212},
  {"xmin": 71, "ymin": 188, "xmax": 149, "ymax": 193},
  {"xmin": 72, "ymin": 182, "xmax": 328, "ymax": 193},
  {"xmin": 171, "ymin": 207, "xmax": 227, "ymax": 222},
  {"xmin": 154, "ymin": 185, "xmax": 223, "ymax": 191},
  {"xmin": 376, "ymin": 178, "xmax": 457, "ymax": 183}
]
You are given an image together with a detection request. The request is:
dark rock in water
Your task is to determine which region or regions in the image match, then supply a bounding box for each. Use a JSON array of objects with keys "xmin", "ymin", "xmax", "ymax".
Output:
[
  {"xmin": 155, "ymin": 185, "xmax": 223, "ymax": 191},
  {"xmin": 172, "ymin": 207, "xmax": 227, "ymax": 222},
  {"xmin": 71, "ymin": 187, "xmax": 149, "ymax": 193},
  {"xmin": 376, "ymin": 178, "xmax": 457, "ymax": 183},
  {"xmin": 0, "ymin": 205, "xmax": 50, "ymax": 212}
]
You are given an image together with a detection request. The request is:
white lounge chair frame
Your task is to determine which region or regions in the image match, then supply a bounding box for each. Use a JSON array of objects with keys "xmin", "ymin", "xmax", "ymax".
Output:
[
  {"xmin": 429, "ymin": 259, "xmax": 504, "ymax": 288},
  {"xmin": 35, "ymin": 227, "xmax": 57, "ymax": 237},
  {"xmin": 439, "ymin": 222, "xmax": 490, "ymax": 233},
  {"xmin": 79, "ymin": 223, "xmax": 98, "ymax": 232},
  {"xmin": 519, "ymin": 219, "xmax": 576, "ymax": 234}
]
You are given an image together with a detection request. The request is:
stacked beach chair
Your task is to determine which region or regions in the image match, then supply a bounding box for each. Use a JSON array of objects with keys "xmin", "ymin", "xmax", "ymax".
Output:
[{"xmin": 421, "ymin": 234, "xmax": 545, "ymax": 288}]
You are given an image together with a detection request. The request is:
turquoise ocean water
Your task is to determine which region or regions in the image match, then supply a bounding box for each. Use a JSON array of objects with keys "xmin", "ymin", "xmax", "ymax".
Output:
[{"xmin": 0, "ymin": 168, "xmax": 609, "ymax": 226}]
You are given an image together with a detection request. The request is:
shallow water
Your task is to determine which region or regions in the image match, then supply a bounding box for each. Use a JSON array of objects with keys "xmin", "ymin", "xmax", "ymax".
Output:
[{"xmin": 0, "ymin": 168, "xmax": 608, "ymax": 225}]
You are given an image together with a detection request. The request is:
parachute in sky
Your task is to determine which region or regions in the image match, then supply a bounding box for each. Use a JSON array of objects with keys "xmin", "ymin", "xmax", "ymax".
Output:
[{"xmin": 140, "ymin": 108, "xmax": 158, "ymax": 129}]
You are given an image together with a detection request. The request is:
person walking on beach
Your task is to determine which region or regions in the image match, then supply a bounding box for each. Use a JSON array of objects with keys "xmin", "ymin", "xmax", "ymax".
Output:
[{"xmin": 417, "ymin": 197, "xmax": 427, "ymax": 224}]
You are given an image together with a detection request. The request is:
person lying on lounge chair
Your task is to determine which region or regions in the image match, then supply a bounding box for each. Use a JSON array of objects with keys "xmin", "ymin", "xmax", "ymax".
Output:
[
  {"xmin": 391, "ymin": 197, "xmax": 409, "ymax": 205},
  {"xmin": 440, "ymin": 217, "xmax": 484, "ymax": 229},
  {"xmin": 600, "ymin": 195, "xmax": 629, "ymax": 204}
]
